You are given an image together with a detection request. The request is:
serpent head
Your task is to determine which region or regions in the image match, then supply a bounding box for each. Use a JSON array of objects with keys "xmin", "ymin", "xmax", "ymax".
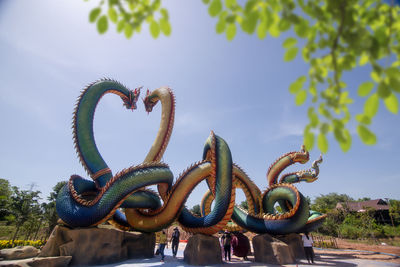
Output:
[
  {"xmin": 298, "ymin": 154, "xmax": 323, "ymax": 183},
  {"xmin": 292, "ymin": 145, "xmax": 310, "ymax": 164},
  {"xmin": 122, "ymin": 87, "xmax": 141, "ymax": 110},
  {"xmin": 143, "ymin": 89, "xmax": 159, "ymax": 113}
]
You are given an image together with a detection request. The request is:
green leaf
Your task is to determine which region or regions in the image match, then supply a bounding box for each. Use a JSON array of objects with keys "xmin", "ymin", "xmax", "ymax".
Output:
[
  {"xmin": 124, "ymin": 23, "xmax": 133, "ymax": 38},
  {"xmin": 370, "ymin": 71, "xmax": 381, "ymax": 82},
  {"xmin": 117, "ymin": 20, "xmax": 126, "ymax": 33},
  {"xmin": 294, "ymin": 19, "xmax": 309, "ymax": 38},
  {"xmin": 357, "ymin": 125, "xmax": 376, "ymax": 145},
  {"xmin": 226, "ymin": 23, "xmax": 236, "ymax": 40},
  {"xmin": 108, "ymin": 7, "xmax": 118, "ymax": 23},
  {"xmin": 257, "ymin": 21, "xmax": 267, "ymax": 39},
  {"xmin": 242, "ymin": 11, "xmax": 259, "ymax": 34},
  {"xmin": 283, "ymin": 37, "xmax": 297, "ymax": 49},
  {"xmin": 357, "ymin": 81, "xmax": 374, "ymax": 97},
  {"xmin": 160, "ymin": 18, "xmax": 171, "ymax": 36},
  {"xmin": 389, "ymin": 77, "xmax": 400, "ymax": 93},
  {"xmin": 333, "ymin": 127, "xmax": 345, "ymax": 143},
  {"xmin": 216, "ymin": 11, "xmax": 227, "ymax": 34},
  {"xmin": 377, "ymin": 82, "xmax": 390, "ymax": 98},
  {"xmin": 216, "ymin": 20, "xmax": 226, "ymax": 33},
  {"xmin": 278, "ymin": 19, "xmax": 291, "ymax": 32},
  {"xmin": 320, "ymin": 123, "xmax": 330, "ymax": 134},
  {"xmin": 97, "ymin": 15, "xmax": 108, "ymax": 34},
  {"xmin": 339, "ymin": 129, "xmax": 351, "ymax": 152},
  {"xmin": 202, "ymin": 0, "xmax": 210, "ymax": 3},
  {"xmin": 317, "ymin": 133, "xmax": 328, "ymax": 153},
  {"xmin": 308, "ymin": 107, "xmax": 319, "ymax": 127},
  {"xmin": 150, "ymin": 20, "xmax": 160, "ymax": 38},
  {"xmin": 284, "ymin": 47, "xmax": 298, "ymax": 62},
  {"xmin": 269, "ymin": 24, "xmax": 280, "ymax": 37},
  {"xmin": 225, "ymin": 0, "xmax": 236, "ymax": 8},
  {"xmin": 209, "ymin": 0, "xmax": 222, "ymax": 17},
  {"xmin": 386, "ymin": 67, "xmax": 400, "ymax": 77},
  {"xmin": 304, "ymin": 131, "xmax": 315, "ymax": 151},
  {"xmin": 364, "ymin": 93, "xmax": 379, "ymax": 118},
  {"xmin": 160, "ymin": 8, "xmax": 169, "ymax": 19},
  {"xmin": 359, "ymin": 53, "xmax": 369, "ymax": 66},
  {"xmin": 355, "ymin": 114, "xmax": 371, "ymax": 125},
  {"xmin": 89, "ymin": 7, "xmax": 101, "ymax": 23},
  {"xmin": 289, "ymin": 76, "xmax": 306, "ymax": 94},
  {"xmin": 295, "ymin": 90, "xmax": 307, "ymax": 105},
  {"xmin": 383, "ymin": 93, "xmax": 399, "ymax": 114}
]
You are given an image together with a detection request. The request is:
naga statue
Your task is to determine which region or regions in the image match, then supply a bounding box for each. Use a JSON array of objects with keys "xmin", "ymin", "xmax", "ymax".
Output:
[{"xmin": 56, "ymin": 79, "xmax": 326, "ymax": 236}]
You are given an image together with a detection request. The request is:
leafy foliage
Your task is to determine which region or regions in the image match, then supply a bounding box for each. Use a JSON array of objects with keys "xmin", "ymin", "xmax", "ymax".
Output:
[
  {"xmin": 87, "ymin": 0, "xmax": 171, "ymax": 39},
  {"xmin": 0, "ymin": 178, "xmax": 12, "ymax": 220},
  {"xmin": 8, "ymin": 186, "xmax": 41, "ymax": 244},
  {"xmin": 85, "ymin": 0, "xmax": 400, "ymax": 153},
  {"xmin": 190, "ymin": 204, "xmax": 202, "ymax": 217},
  {"xmin": 201, "ymin": 0, "xmax": 400, "ymax": 153},
  {"xmin": 311, "ymin": 192, "xmax": 354, "ymax": 213}
]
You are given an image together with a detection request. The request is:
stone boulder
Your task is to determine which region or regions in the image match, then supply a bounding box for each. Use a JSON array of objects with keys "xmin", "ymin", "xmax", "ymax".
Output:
[
  {"xmin": 39, "ymin": 225, "xmax": 155, "ymax": 266},
  {"xmin": 0, "ymin": 256, "xmax": 72, "ymax": 267},
  {"xmin": 184, "ymin": 234, "xmax": 222, "ymax": 265},
  {"xmin": 0, "ymin": 246, "xmax": 40, "ymax": 260},
  {"xmin": 252, "ymin": 233, "xmax": 295, "ymax": 264},
  {"xmin": 275, "ymin": 233, "xmax": 305, "ymax": 259}
]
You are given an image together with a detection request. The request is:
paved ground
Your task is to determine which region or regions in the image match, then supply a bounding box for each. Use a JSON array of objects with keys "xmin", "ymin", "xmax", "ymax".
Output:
[{"xmin": 86, "ymin": 245, "xmax": 400, "ymax": 267}]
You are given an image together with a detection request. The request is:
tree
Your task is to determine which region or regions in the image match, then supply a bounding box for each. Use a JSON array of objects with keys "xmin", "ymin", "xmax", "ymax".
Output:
[
  {"xmin": 389, "ymin": 199, "xmax": 400, "ymax": 226},
  {"xmin": 0, "ymin": 178, "xmax": 12, "ymax": 221},
  {"xmin": 190, "ymin": 204, "xmax": 202, "ymax": 217},
  {"xmin": 9, "ymin": 187, "xmax": 41, "ymax": 244},
  {"xmin": 42, "ymin": 181, "xmax": 67, "ymax": 237},
  {"xmin": 240, "ymin": 200, "xmax": 249, "ymax": 211},
  {"xmin": 84, "ymin": 0, "xmax": 400, "ymax": 153},
  {"xmin": 311, "ymin": 193, "xmax": 354, "ymax": 213}
]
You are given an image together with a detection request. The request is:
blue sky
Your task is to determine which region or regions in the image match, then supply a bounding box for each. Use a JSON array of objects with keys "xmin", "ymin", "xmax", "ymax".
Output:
[{"xmin": 0, "ymin": 0, "xmax": 399, "ymax": 208}]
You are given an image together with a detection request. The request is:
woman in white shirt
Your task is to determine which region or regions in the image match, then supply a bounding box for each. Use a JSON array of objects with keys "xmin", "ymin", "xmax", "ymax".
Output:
[{"xmin": 302, "ymin": 232, "xmax": 315, "ymax": 264}]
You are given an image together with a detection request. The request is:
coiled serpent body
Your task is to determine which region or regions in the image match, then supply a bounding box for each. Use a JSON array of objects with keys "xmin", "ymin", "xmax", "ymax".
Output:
[{"xmin": 56, "ymin": 79, "xmax": 326, "ymax": 235}]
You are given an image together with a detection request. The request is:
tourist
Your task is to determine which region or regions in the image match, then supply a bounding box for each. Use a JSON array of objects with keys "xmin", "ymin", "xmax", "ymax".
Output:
[
  {"xmin": 158, "ymin": 230, "xmax": 167, "ymax": 262},
  {"xmin": 232, "ymin": 231, "xmax": 250, "ymax": 261},
  {"xmin": 302, "ymin": 231, "xmax": 315, "ymax": 264},
  {"xmin": 170, "ymin": 227, "xmax": 180, "ymax": 258},
  {"xmin": 221, "ymin": 230, "xmax": 232, "ymax": 261}
]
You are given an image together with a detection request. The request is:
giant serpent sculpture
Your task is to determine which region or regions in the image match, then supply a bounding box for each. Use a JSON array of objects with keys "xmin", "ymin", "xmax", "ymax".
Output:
[{"xmin": 56, "ymin": 79, "xmax": 326, "ymax": 235}]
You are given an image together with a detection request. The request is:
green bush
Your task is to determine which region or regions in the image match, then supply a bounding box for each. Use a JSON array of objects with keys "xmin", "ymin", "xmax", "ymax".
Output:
[
  {"xmin": 382, "ymin": 225, "xmax": 400, "ymax": 237},
  {"xmin": 339, "ymin": 224, "xmax": 363, "ymax": 239}
]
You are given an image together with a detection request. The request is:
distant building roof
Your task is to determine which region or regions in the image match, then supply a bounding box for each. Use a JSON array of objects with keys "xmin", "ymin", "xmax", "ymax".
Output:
[{"xmin": 336, "ymin": 199, "xmax": 389, "ymax": 212}]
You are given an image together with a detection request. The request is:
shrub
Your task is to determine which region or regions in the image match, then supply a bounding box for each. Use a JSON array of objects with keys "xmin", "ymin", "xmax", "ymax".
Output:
[{"xmin": 0, "ymin": 239, "xmax": 46, "ymax": 249}]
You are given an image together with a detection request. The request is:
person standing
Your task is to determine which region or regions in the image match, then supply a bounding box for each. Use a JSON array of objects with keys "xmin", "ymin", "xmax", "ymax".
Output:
[
  {"xmin": 171, "ymin": 227, "xmax": 180, "ymax": 258},
  {"xmin": 302, "ymin": 232, "xmax": 315, "ymax": 264},
  {"xmin": 232, "ymin": 231, "xmax": 250, "ymax": 261},
  {"xmin": 158, "ymin": 230, "xmax": 167, "ymax": 262},
  {"xmin": 221, "ymin": 231, "xmax": 232, "ymax": 261}
]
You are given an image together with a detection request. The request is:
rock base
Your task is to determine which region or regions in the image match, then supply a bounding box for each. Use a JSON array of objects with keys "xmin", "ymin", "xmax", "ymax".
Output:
[
  {"xmin": 252, "ymin": 233, "xmax": 295, "ymax": 264},
  {"xmin": 0, "ymin": 256, "xmax": 72, "ymax": 267},
  {"xmin": 184, "ymin": 234, "xmax": 222, "ymax": 265},
  {"xmin": 275, "ymin": 233, "xmax": 305, "ymax": 259},
  {"xmin": 39, "ymin": 225, "xmax": 155, "ymax": 266},
  {"xmin": 0, "ymin": 246, "xmax": 40, "ymax": 260}
]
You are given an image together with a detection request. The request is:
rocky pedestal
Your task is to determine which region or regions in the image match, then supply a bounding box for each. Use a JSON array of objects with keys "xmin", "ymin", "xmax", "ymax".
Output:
[
  {"xmin": 39, "ymin": 225, "xmax": 155, "ymax": 266},
  {"xmin": 184, "ymin": 234, "xmax": 222, "ymax": 265},
  {"xmin": 0, "ymin": 246, "xmax": 40, "ymax": 260},
  {"xmin": 0, "ymin": 256, "xmax": 72, "ymax": 267},
  {"xmin": 252, "ymin": 233, "xmax": 295, "ymax": 265},
  {"xmin": 275, "ymin": 233, "xmax": 305, "ymax": 259}
]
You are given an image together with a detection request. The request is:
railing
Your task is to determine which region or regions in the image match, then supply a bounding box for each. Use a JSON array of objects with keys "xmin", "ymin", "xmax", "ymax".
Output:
[{"xmin": 311, "ymin": 234, "xmax": 338, "ymax": 249}]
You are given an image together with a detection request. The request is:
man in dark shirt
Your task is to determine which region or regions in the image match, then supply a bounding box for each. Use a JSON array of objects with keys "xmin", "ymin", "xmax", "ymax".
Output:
[
  {"xmin": 171, "ymin": 227, "xmax": 180, "ymax": 258},
  {"xmin": 221, "ymin": 231, "xmax": 232, "ymax": 261}
]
